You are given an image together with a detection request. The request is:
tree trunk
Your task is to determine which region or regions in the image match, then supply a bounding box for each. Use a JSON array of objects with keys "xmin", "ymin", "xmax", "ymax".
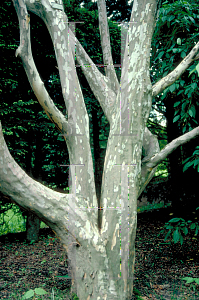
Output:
[
  {"xmin": 164, "ymin": 96, "xmax": 184, "ymax": 216},
  {"xmin": 26, "ymin": 211, "xmax": 41, "ymax": 242},
  {"xmin": 25, "ymin": 128, "xmax": 42, "ymax": 242},
  {"xmin": 2, "ymin": 0, "xmax": 199, "ymax": 299}
]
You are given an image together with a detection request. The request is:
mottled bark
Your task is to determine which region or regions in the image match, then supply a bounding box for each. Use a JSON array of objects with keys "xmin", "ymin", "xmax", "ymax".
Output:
[{"xmin": 1, "ymin": 0, "xmax": 199, "ymax": 299}]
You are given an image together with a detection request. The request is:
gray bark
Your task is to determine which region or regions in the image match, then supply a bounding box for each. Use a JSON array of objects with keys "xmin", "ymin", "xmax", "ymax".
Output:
[
  {"xmin": 26, "ymin": 212, "xmax": 41, "ymax": 242},
  {"xmin": 0, "ymin": 0, "xmax": 199, "ymax": 299}
]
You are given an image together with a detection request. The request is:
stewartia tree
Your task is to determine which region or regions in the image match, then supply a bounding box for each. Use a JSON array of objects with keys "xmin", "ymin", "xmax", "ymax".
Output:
[{"xmin": 1, "ymin": 0, "xmax": 199, "ymax": 299}]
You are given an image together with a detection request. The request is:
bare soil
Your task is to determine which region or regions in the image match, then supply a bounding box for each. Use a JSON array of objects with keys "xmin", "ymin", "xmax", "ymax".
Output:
[{"xmin": 0, "ymin": 206, "xmax": 199, "ymax": 299}]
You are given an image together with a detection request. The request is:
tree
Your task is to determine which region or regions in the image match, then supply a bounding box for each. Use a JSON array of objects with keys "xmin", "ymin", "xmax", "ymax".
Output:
[{"xmin": 1, "ymin": 0, "xmax": 199, "ymax": 299}]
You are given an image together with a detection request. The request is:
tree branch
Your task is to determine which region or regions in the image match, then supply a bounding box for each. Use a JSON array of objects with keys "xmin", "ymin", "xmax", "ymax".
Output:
[
  {"xmin": 153, "ymin": 41, "xmax": 199, "ymax": 97},
  {"xmin": 69, "ymin": 29, "xmax": 116, "ymax": 122},
  {"xmin": 13, "ymin": 0, "xmax": 98, "ymax": 208},
  {"xmin": 13, "ymin": 0, "xmax": 68, "ymax": 136},
  {"xmin": 138, "ymin": 127, "xmax": 160, "ymax": 197},
  {"xmin": 142, "ymin": 127, "xmax": 160, "ymax": 163},
  {"xmin": 0, "ymin": 121, "xmax": 70, "ymax": 232},
  {"xmin": 0, "ymin": 121, "xmax": 99, "ymax": 246},
  {"xmin": 145, "ymin": 126, "xmax": 199, "ymax": 169},
  {"xmin": 138, "ymin": 125, "xmax": 199, "ymax": 198},
  {"xmin": 97, "ymin": 0, "xmax": 119, "ymax": 93}
]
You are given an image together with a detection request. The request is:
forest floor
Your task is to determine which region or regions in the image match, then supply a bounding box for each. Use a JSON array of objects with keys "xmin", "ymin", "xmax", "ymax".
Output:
[{"xmin": 0, "ymin": 206, "xmax": 199, "ymax": 300}]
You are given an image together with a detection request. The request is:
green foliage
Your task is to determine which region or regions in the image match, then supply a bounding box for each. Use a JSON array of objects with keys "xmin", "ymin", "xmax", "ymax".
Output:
[
  {"xmin": 160, "ymin": 210, "xmax": 199, "ymax": 245},
  {"xmin": 151, "ymin": 0, "xmax": 199, "ymax": 135},
  {"xmin": 21, "ymin": 286, "xmax": 79, "ymax": 300},
  {"xmin": 182, "ymin": 146, "xmax": 199, "ymax": 172},
  {"xmin": 71, "ymin": 294, "xmax": 79, "ymax": 300},
  {"xmin": 22, "ymin": 287, "xmax": 48, "ymax": 299},
  {"xmin": 189, "ymin": 62, "xmax": 199, "ymax": 77},
  {"xmin": 182, "ymin": 277, "xmax": 199, "ymax": 293},
  {"xmin": 182, "ymin": 277, "xmax": 199, "ymax": 285}
]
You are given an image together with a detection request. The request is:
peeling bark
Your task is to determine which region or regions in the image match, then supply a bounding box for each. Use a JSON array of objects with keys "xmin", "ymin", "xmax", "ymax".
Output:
[{"xmin": 1, "ymin": 0, "xmax": 198, "ymax": 298}]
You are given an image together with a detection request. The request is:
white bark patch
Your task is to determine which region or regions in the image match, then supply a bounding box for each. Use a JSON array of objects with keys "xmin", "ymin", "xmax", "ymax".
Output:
[
  {"xmin": 114, "ymin": 185, "xmax": 119, "ymax": 192},
  {"xmin": 118, "ymin": 149, "xmax": 123, "ymax": 154},
  {"xmin": 77, "ymin": 184, "xmax": 81, "ymax": 192},
  {"xmin": 132, "ymin": 144, "xmax": 138, "ymax": 165},
  {"xmin": 111, "ymin": 223, "xmax": 119, "ymax": 250},
  {"xmin": 101, "ymin": 214, "xmax": 108, "ymax": 234},
  {"xmin": 106, "ymin": 155, "xmax": 117, "ymax": 171},
  {"xmin": 78, "ymin": 221, "xmax": 94, "ymax": 243},
  {"xmin": 76, "ymin": 124, "xmax": 81, "ymax": 134},
  {"xmin": 109, "ymin": 280, "xmax": 117, "ymax": 295},
  {"xmin": 95, "ymin": 244, "xmax": 106, "ymax": 253}
]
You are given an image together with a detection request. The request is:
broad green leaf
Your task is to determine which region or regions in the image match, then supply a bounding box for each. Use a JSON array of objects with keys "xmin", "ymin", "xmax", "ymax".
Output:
[
  {"xmin": 182, "ymin": 157, "xmax": 191, "ymax": 164},
  {"xmin": 164, "ymin": 230, "xmax": 172, "ymax": 241},
  {"xmin": 162, "ymin": 16, "xmax": 167, "ymax": 23},
  {"xmin": 34, "ymin": 288, "xmax": 48, "ymax": 295},
  {"xmin": 173, "ymin": 101, "xmax": 181, "ymax": 107},
  {"xmin": 189, "ymin": 67, "xmax": 196, "ymax": 77},
  {"xmin": 181, "ymin": 51, "xmax": 186, "ymax": 58},
  {"xmin": 172, "ymin": 48, "xmax": 179, "ymax": 53},
  {"xmin": 165, "ymin": 224, "xmax": 173, "ymax": 229},
  {"xmin": 183, "ymin": 160, "xmax": 194, "ymax": 172},
  {"xmin": 191, "ymin": 82, "xmax": 197, "ymax": 90},
  {"xmin": 196, "ymin": 63, "xmax": 199, "ymax": 76},
  {"xmin": 168, "ymin": 218, "xmax": 183, "ymax": 223},
  {"xmin": 193, "ymin": 149, "xmax": 199, "ymax": 155},
  {"xmin": 182, "ymin": 125, "xmax": 187, "ymax": 134},
  {"xmin": 188, "ymin": 16, "xmax": 195, "ymax": 23},
  {"xmin": 194, "ymin": 278, "xmax": 199, "ymax": 284},
  {"xmin": 173, "ymin": 115, "xmax": 180, "ymax": 122},
  {"xmin": 189, "ymin": 63, "xmax": 199, "ymax": 77},
  {"xmin": 177, "ymin": 90, "xmax": 184, "ymax": 96},
  {"xmin": 179, "ymin": 234, "xmax": 183, "ymax": 245},
  {"xmin": 180, "ymin": 80, "xmax": 185, "ymax": 86},
  {"xmin": 188, "ymin": 109, "xmax": 193, "ymax": 117},
  {"xmin": 173, "ymin": 229, "xmax": 180, "ymax": 243},
  {"xmin": 190, "ymin": 105, "xmax": 196, "ymax": 118},
  {"xmin": 182, "ymin": 227, "xmax": 188, "ymax": 235},
  {"xmin": 182, "ymin": 277, "xmax": 195, "ymax": 284},
  {"xmin": 193, "ymin": 158, "xmax": 199, "ymax": 167},
  {"xmin": 22, "ymin": 290, "xmax": 34, "ymax": 299},
  {"xmin": 177, "ymin": 38, "xmax": 181, "ymax": 45},
  {"xmin": 182, "ymin": 100, "xmax": 188, "ymax": 110},
  {"xmin": 190, "ymin": 223, "xmax": 196, "ymax": 230},
  {"xmin": 168, "ymin": 15, "xmax": 175, "ymax": 22},
  {"xmin": 174, "ymin": 109, "xmax": 180, "ymax": 116},
  {"xmin": 157, "ymin": 51, "xmax": 164, "ymax": 59},
  {"xmin": 169, "ymin": 83, "xmax": 176, "ymax": 93}
]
